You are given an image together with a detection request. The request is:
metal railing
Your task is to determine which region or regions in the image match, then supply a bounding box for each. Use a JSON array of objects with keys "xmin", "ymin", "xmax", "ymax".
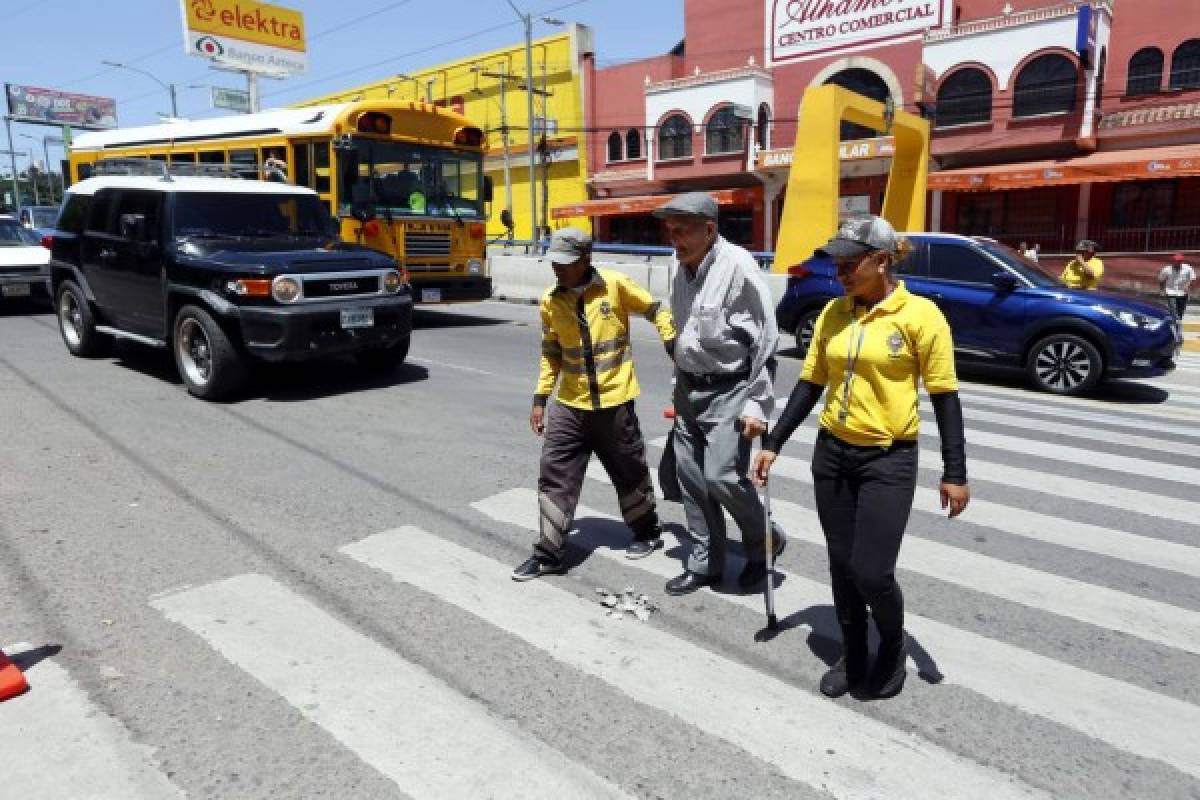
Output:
[{"xmin": 1088, "ymin": 225, "xmax": 1200, "ymax": 254}]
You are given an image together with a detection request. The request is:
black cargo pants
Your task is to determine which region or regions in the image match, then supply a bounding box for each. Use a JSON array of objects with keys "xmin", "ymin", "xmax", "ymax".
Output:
[{"xmin": 535, "ymin": 399, "xmax": 660, "ymax": 562}]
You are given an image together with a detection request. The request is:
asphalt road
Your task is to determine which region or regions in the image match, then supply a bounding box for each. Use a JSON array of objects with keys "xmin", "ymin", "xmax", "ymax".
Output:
[{"xmin": 2, "ymin": 296, "xmax": 1200, "ymax": 799}]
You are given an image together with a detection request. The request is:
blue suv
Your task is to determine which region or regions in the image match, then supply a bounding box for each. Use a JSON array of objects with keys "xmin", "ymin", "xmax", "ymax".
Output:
[{"xmin": 775, "ymin": 233, "xmax": 1179, "ymax": 395}]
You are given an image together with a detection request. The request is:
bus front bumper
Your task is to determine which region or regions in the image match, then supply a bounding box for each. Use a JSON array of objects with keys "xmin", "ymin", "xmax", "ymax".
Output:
[{"xmin": 410, "ymin": 276, "xmax": 492, "ymax": 304}]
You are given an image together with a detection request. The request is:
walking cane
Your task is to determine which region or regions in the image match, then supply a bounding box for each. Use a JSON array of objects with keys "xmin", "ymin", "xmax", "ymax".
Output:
[{"xmin": 760, "ymin": 433, "xmax": 779, "ymax": 631}]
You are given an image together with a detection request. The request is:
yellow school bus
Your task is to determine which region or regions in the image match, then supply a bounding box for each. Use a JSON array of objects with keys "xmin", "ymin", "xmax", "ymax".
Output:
[{"xmin": 67, "ymin": 101, "xmax": 493, "ymax": 304}]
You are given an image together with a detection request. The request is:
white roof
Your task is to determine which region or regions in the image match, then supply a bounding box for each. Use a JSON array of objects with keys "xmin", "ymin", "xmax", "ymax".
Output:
[
  {"xmin": 70, "ymin": 105, "xmax": 353, "ymax": 151},
  {"xmin": 66, "ymin": 175, "xmax": 317, "ymax": 197}
]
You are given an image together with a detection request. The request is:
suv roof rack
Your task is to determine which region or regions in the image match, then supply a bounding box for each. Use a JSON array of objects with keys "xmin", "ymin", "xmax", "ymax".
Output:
[{"xmin": 91, "ymin": 157, "xmax": 246, "ymax": 181}]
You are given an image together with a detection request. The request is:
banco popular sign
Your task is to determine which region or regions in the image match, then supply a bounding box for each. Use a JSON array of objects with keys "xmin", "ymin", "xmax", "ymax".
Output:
[
  {"xmin": 180, "ymin": 0, "xmax": 306, "ymax": 76},
  {"xmin": 770, "ymin": 0, "xmax": 951, "ymax": 64}
]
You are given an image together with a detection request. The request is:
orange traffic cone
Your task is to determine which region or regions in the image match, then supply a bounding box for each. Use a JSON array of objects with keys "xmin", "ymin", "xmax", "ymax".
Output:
[{"xmin": 0, "ymin": 651, "xmax": 29, "ymax": 701}]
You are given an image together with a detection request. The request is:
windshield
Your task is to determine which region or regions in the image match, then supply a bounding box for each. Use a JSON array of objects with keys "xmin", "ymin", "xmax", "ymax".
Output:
[
  {"xmin": 337, "ymin": 138, "xmax": 483, "ymax": 219},
  {"xmin": 978, "ymin": 240, "xmax": 1061, "ymax": 288},
  {"xmin": 0, "ymin": 220, "xmax": 42, "ymax": 246},
  {"xmin": 28, "ymin": 207, "xmax": 58, "ymax": 228},
  {"xmin": 172, "ymin": 193, "xmax": 338, "ymax": 240}
]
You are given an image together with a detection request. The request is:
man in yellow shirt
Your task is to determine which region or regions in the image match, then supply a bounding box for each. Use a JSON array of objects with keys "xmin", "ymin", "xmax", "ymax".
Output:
[
  {"xmin": 1060, "ymin": 239, "xmax": 1104, "ymax": 290},
  {"xmin": 513, "ymin": 228, "xmax": 677, "ymax": 581}
]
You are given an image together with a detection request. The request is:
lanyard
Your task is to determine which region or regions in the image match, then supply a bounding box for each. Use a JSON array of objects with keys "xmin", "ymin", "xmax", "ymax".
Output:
[{"xmin": 838, "ymin": 310, "xmax": 868, "ymax": 424}]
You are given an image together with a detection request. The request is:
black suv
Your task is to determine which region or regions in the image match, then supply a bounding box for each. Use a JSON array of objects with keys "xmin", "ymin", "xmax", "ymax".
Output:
[{"xmin": 49, "ymin": 164, "xmax": 413, "ymax": 399}]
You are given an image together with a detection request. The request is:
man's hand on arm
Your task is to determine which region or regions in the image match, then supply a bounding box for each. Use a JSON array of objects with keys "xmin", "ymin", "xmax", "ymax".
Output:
[
  {"xmin": 531, "ymin": 395, "xmax": 549, "ymax": 436},
  {"xmin": 740, "ymin": 415, "xmax": 767, "ymax": 439}
]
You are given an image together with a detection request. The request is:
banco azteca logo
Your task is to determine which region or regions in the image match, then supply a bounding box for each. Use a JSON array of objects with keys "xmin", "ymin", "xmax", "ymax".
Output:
[
  {"xmin": 195, "ymin": 35, "xmax": 224, "ymax": 57},
  {"xmin": 191, "ymin": 0, "xmax": 216, "ymax": 21}
]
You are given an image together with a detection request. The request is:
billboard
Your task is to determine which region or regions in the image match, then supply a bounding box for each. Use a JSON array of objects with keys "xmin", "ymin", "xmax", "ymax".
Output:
[
  {"xmin": 180, "ymin": 0, "xmax": 306, "ymax": 76},
  {"xmin": 769, "ymin": 0, "xmax": 952, "ymax": 64},
  {"xmin": 5, "ymin": 84, "xmax": 117, "ymax": 129},
  {"xmin": 212, "ymin": 86, "xmax": 251, "ymax": 112}
]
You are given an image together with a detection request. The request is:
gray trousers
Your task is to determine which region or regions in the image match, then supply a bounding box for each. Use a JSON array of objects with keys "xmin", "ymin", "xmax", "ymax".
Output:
[
  {"xmin": 672, "ymin": 373, "xmax": 783, "ymax": 576},
  {"xmin": 536, "ymin": 400, "xmax": 660, "ymax": 562}
]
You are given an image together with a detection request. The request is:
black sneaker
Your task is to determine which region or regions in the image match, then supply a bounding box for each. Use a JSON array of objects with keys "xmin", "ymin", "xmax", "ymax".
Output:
[
  {"xmin": 867, "ymin": 633, "xmax": 909, "ymax": 698},
  {"xmin": 511, "ymin": 555, "xmax": 564, "ymax": 582},
  {"xmin": 625, "ymin": 537, "xmax": 664, "ymax": 560}
]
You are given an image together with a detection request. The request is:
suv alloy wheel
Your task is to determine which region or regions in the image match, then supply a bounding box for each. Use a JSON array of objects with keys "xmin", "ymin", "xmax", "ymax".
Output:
[
  {"xmin": 794, "ymin": 309, "xmax": 821, "ymax": 357},
  {"xmin": 1026, "ymin": 333, "xmax": 1102, "ymax": 396},
  {"xmin": 173, "ymin": 305, "xmax": 248, "ymax": 400},
  {"xmin": 56, "ymin": 280, "xmax": 110, "ymax": 357}
]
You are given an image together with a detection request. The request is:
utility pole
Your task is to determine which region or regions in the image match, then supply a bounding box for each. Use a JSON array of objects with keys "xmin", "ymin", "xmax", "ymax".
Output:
[
  {"xmin": 479, "ymin": 63, "xmax": 515, "ymax": 230},
  {"xmin": 3, "ymin": 116, "xmax": 22, "ymax": 214},
  {"xmin": 504, "ymin": 0, "xmax": 538, "ymax": 245}
]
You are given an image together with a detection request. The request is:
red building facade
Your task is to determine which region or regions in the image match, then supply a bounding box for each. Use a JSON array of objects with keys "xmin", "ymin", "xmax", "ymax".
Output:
[{"xmin": 566, "ymin": 0, "xmax": 1200, "ymax": 281}]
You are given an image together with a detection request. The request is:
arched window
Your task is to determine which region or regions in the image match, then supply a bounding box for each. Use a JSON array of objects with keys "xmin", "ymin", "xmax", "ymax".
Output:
[
  {"xmin": 756, "ymin": 103, "xmax": 771, "ymax": 150},
  {"xmin": 935, "ymin": 68, "xmax": 992, "ymax": 127},
  {"xmin": 1013, "ymin": 53, "xmax": 1078, "ymax": 117},
  {"xmin": 823, "ymin": 68, "xmax": 890, "ymax": 139},
  {"xmin": 1126, "ymin": 48, "xmax": 1164, "ymax": 96},
  {"xmin": 625, "ymin": 128, "xmax": 641, "ymax": 160},
  {"xmin": 606, "ymin": 131, "xmax": 622, "ymax": 163},
  {"xmin": 658, "ymin": 114, "xmax": 693, "ymax": 160},
  {"xmin": 705, "ymin": 105, "xmax": 745, "ymax": 154},
  {"xmin": 1169, "ymin": 39, "xmax": 1200, "ymax": 90}
]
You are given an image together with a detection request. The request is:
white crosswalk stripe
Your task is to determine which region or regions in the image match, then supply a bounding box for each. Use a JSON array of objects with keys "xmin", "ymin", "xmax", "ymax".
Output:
[
  {"xmin": 343, "ymin": 527, "xmax": 1050, "ymax": 800},
  {"xmin": 0, "ymin": 644, "xmax": 185, "ymax": 800},
  {"xmin": 961, "ymin": 381, "xmax": 1200, "ymax": 422},
  {"xmin": 473, "ymin": 485, "xmax": 1200, "ymax": 780},
  {"xmin": 151, "ymin": 575, "xmax": 631, "ymax": 800}
]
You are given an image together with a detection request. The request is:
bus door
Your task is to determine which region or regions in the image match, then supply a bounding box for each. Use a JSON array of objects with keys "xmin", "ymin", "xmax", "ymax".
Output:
[{"xmin": 289, "ymin": 140, "xmax": 333, "ymax": 216}]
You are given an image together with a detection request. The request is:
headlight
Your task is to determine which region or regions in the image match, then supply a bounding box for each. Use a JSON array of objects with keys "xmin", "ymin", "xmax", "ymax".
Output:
[
  {"xmin": 466, "ymin": 258, "xmax": 483, "ymax": 275},
  {"xmin": 272, "ymin": 275, "xmax": 302, "ymax": 303},
  {"xmin": 1115, "ymin": 310, "xmax": 1165, "ymax": 331},
  {"xmin": 382, "ymin": 269, "xmax": 403, "ymax": 293}
]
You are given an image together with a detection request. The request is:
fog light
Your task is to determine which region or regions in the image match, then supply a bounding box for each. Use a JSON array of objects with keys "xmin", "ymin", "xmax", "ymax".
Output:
[
  {"xmin": 272, "ymin": 275, "xmax": 302, "ymax": 303},
  {"xmin": 1132, "ymin": 358, "xmax": 1153, "ymax": 367},
  {"xmin": 466, "ymin": 258, "xmax": 482, "ymax": 275},
  {"xmin": 382, "ymin": 269, "xmax": 403, "ymax": 293}
]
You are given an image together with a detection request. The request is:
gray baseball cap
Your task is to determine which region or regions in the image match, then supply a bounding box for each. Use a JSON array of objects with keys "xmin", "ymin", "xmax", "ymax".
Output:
[
  {"xmin": 815, "ymin": 215, "xmax": 898, "ymax": 259},
  {"xmin": 545, "ymin": 227, "xmax": 592, "ymax": 265},
  {"xmin": 652, "ymin": 191, "xmax": 719, "ymax": 221}
]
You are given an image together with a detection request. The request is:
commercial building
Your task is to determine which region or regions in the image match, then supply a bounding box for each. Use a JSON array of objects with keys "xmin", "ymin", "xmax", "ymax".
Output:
[
  {"xmin": 567, "ymin": 0, "xmax": 1199, "ymax": 281},
  {"xmin": 301, "ymin": 24, "xmax": 595, "ymax": 240}
]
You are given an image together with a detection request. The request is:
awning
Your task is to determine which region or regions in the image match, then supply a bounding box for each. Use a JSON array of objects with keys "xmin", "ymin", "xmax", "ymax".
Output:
[
  {"xmin": 928, "ymin": 144, "xmax": 1200, "ymax": 191},
  {"xmin": 552, "ymin": 187, "xmax": 760, "ymax": 220}
]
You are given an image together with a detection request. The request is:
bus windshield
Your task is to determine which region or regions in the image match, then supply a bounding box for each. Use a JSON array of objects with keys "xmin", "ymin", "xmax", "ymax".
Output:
[
  {"xmin": 173, "ymin": 193, "xmax": 338, "ymax": 240},
  {"xmin": 337, "ymin": 138, "xmax": 483, "ymax": 220}
]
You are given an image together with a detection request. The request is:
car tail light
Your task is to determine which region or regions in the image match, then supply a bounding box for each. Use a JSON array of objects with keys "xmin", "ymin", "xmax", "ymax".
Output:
[
  {"xmin": 468, "ymin": 222, "xmax": 484, "ymax": 239},
  {"xmin": 40, "ymin": 234, "xmax": 54, "ymax": 249},
  {"xmin": 787, "ymin": 263, "xmax": 811, "ymax": 278}
]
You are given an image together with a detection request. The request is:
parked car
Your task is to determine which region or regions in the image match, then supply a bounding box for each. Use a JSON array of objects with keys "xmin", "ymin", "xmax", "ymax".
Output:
[
  {"xmin": 48, "ymin": 163, "xmax": 413, "ymax": 400},
  {"xmin": 0, "ymin": 214, "xmax": 51, "ymax": 303},
  {"xmin": 775, "ymin": 232, "xmax": 1179, "ymax": 395}
]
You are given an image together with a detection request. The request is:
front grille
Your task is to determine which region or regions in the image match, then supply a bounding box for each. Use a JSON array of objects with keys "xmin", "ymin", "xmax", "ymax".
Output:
[
  {"xmin": 404, "ymin": 263, "xmax": 451, "ymax": 273},
  {"xmin": 405, "ymin": 231, "xmax": 451, "ymax": 257},
  {"xmin": 303, "ymin": 275, "xmax": 381, "ymax": 298}
]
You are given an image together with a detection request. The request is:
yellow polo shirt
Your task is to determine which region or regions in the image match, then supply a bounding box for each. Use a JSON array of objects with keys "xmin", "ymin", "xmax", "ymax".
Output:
[
  {"xmin": 801, "ymin": 283, "xmax": 958, "ymax": 447},
  {"xmin": 1060, "ymin": 256, "xmax": 1104, "ymax": 290}
]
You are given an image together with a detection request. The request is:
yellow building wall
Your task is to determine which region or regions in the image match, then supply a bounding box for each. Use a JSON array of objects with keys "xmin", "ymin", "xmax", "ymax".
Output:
[{"xmin": 300, "ymin": 24, "xmax": 593, "ymax": 239}]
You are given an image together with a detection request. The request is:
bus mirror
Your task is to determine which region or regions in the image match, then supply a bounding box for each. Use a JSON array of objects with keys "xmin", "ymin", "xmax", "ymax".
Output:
[
  {"xmin": 483, "ymin": 175, "xmax": 494, "ymax": 203},
  {"xmin": 351, "ymin": 183, "xmax": 376, "ymax": 223}
]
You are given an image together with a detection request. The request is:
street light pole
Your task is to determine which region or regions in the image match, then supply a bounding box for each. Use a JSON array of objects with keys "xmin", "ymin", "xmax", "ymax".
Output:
[
  {"xmin": 102, "ymin": 60, "xmax": 179, "ymax": 118},
  {"xmin": 17, "ymin": 137, "xmax": 39, "ymax": 204},
  {"xmin": 504, "ymin": 0, "xmax": 538, "ymax": 246},
  {"xmin": 3, "ymin": 116, "xmax": 22, "ymax": 214}
]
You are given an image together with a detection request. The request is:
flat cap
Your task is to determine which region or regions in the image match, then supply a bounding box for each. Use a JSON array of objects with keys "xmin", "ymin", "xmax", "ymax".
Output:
[
  {"xmin": 545, "ymin": 226, "xmax": 592, "ymax": 265},
  {"xmin": 815, "ymin": 215, "xmax": 898, "ymax": 260},
  {"xmin": 652, "ymin": 191, "xmax": 719, "ymax": 220}
]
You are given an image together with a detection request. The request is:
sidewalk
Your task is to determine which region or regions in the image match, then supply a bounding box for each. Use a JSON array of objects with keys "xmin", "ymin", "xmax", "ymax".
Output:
[{"xmin": 1183, "ymin": 309, "xmax": 1199, "ymax": 353}]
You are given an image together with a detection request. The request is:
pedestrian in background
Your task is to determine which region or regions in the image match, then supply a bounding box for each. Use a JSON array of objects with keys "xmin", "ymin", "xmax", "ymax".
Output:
[
  {"xmin": 656, "ymin": 192, "xmax": 786, "ymax": 596},
  {"xmin": 1158, "ymin": 253, "xmax": 1195, "ymax": 321},
  {"xmin": 751, "ymin": 216, "xmax": 970, "ymax": 700},
  {"xmin": 1061, "ymin": 239, "xmax": 1104, "ymax": 290},
  {"xmin": 512, "ymin": 227, "xmax": 677, "ymax": 581},
  {"xmin": 1021, "ymin": 242, "xmax": 1040, "ymax": 262}
]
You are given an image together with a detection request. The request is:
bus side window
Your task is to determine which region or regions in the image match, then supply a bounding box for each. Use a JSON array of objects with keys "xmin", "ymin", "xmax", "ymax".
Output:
[
  {"xmin": 291, "ymin": 143, "xmax": 311, "ymax": 188},
  {"xmin": 198, "ymin": 151, "xmax": 224, "ymax": 164},
  {"xmin": 230, "ymin": 148, "xmax": 259, "ymax": 179},
  {"xmin": 170, "ymin": 153, "xmax": 197, "ymax": 163},
  {"xmin": 77, "ymin": 163, "xmax": 94, "ymax": 182},
  {"xmin": 313, "ymin": 141, "xmax": 331, "ymax": 194}
]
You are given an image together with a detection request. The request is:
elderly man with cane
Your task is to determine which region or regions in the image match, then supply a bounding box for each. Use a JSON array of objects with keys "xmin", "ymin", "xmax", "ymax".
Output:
[{"xmin": 656, "ymin": 192, "xmax": 786, "ymax": 596}]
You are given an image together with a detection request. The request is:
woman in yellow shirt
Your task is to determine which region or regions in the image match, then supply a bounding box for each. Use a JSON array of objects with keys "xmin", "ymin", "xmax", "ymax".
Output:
[
  {"xmin": 1060, "ymin": 240, "xmax": 1104, "ymax": 290},
  {"xmin": 751, "ymin": 216, "xmax": 970, "ymax": 700}
]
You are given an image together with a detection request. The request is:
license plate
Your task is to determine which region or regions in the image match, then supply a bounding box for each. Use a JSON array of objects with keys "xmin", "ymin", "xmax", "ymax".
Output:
[
  {"xmin": 2, "ymin": 283, "xmax": 31, "ymax": 298},
  {"xmin": 340, "ymin": 309, "xmax": 374, "ymax": 329},
  {"xmin": 421, "ymin": 288, "xmax": 442, "ymax": 303}
]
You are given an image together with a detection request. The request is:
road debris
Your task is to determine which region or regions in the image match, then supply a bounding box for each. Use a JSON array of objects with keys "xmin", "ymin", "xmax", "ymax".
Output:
[{"xmin": 595, "ymin": 586, "xmax": 658, "ymax": 622}]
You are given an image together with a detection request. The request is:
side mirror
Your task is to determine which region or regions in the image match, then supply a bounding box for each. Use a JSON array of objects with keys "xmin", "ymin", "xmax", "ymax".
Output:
[
  {"xmin": 482, "ymin": 175, "xmax": 494, "ymax": 204},
  {"xmin": 992, "ymin": 271, "xmax": 1017, "ymax": 292},
  {"xmin": 119, "ymin": 212, "xmax": 146, "ymax": 241},
  {"xmin": 351, "ymin": 182, "xmax": 376, "ymax": 223}
]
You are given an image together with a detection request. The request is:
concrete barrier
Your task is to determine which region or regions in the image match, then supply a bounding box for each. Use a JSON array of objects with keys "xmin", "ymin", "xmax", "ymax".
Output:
[{"xmin": 487, "ymin": 252, "xmax": 789, "ymax": 306}]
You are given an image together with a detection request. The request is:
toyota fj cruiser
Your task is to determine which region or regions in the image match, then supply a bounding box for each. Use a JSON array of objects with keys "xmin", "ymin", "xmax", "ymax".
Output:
[{"xmin": 49, "ymin": 160, "xmax": 413, "ymax": 400}]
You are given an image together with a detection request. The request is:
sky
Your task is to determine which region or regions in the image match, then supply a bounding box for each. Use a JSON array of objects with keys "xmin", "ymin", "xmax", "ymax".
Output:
[{"xmin": 0, "ymin": 0, "xmax": 684, "ymax": 174}]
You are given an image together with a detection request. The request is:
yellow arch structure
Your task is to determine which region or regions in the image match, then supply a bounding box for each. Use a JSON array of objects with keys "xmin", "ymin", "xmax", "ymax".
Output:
[{"xmin": 772, "ymin": 84, "xmax": 931, "ymax": 272}]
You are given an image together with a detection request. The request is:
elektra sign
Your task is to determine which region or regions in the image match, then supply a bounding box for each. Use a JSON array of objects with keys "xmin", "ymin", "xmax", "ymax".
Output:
[{"xmin": 770, "ymin": 0, "xmax": 951, "ymax": 63}]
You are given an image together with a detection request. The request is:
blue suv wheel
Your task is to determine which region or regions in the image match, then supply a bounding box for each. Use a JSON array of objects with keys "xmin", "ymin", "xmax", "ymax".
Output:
[{"xmin": 1026, "ymin": 332, "xmax": 1103, "ymax": 395}]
